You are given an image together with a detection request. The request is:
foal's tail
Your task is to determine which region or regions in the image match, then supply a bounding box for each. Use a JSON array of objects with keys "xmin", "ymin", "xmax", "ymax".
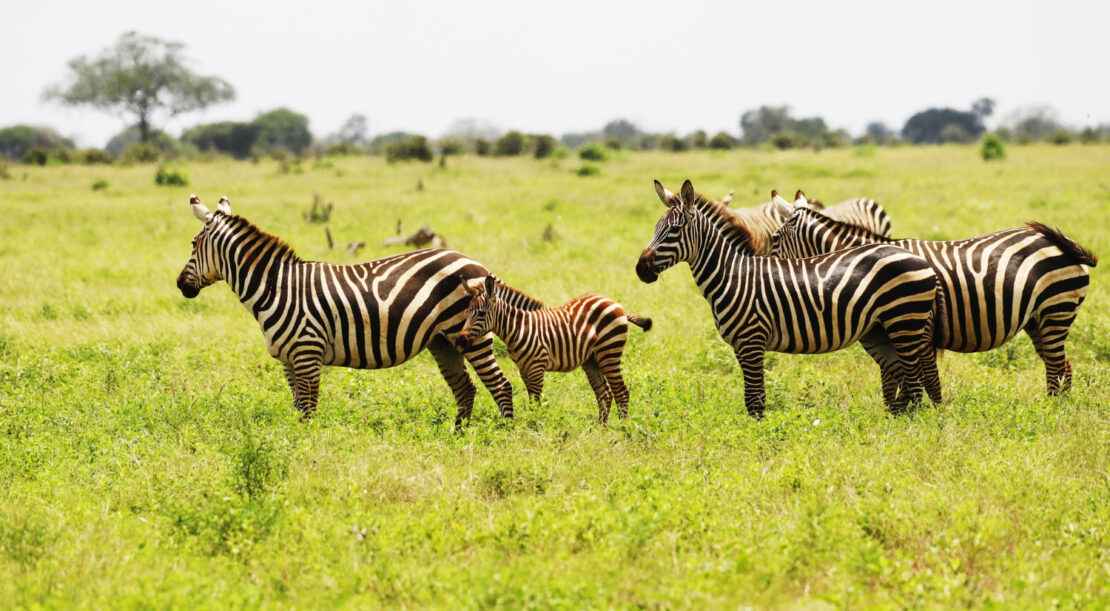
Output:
[{"xmin": 627, "ymin": 314, "xmax": 653, "ymax": 332}]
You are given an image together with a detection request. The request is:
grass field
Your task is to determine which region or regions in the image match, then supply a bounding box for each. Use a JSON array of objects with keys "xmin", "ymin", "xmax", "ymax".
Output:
[{"xmin": 1, "ymin": 146, "xmax": 1108, "ymax": 608}]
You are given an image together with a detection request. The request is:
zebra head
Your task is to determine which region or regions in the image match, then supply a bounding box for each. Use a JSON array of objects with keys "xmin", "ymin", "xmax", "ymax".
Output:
[
  {"xmin": 457, "ymin": 275, "xmax": 497, "ymax": 349},
  {"xmin": 177, "ymin": 194, "xmax": 233, "ymax": 298},
  {"xmin": 636, "ymin": 179, "xmax": 697, "ymax": 283},
  {"xmin": 768, "ymin": 191, "xmax": 830, "ymax": 258}
]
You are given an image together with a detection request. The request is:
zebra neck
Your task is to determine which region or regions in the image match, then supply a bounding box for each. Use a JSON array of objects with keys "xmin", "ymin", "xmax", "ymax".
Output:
[
  {"xmin": 222, "ymin": 240, "xmax": 301, "ymax": 316},
  {"xmin": 489, "ymin": 303, "xmax": 534, "ymax": 351},
  {"xmin": 687, "ymin": 236, "xmax": 755, "ymax": 307}
]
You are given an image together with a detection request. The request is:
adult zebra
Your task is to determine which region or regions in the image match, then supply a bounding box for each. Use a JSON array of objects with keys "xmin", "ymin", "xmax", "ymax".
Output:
[
  {"xmin": 175, "ymin": 195, "xmax": 533, "ymax": 426},
  {"xmin": 635, "ymin": 180, "xmax": 942, "ymax": 416},
  {"xmin": 768, "ymin": 192, "xmax": 1097, "ymax": 395},
  {"xmin": 726, "ymin": 194, "xmax": 892, "ymax": 253}
]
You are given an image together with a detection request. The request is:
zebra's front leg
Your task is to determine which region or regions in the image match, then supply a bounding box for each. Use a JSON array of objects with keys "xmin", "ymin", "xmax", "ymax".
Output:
[
  {"xmin": 582, "ymin": 357, "xmax": 613, "ymax": 423},
  {"xmin": 427, "ymin": 335, "xmax": 477, "ymax": 429},
  {"xmin": 286, "ymin": 352, "xmax": 323, "ymax": 420},
  {"xmin": 458, "ymin": 333, "xmax": 515, "ymax": 419},
  {"xmin": 520, "ymin": 361, "xmax": 546, "ymax": 404},
  {"xmin": 734, "ymin": 344, "xmax": 767, "ymax": 418}
]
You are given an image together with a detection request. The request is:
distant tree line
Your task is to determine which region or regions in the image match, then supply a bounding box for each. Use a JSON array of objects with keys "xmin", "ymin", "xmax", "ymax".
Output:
[{"xmin": 4, "ymin": 31, "xmax": 1108, "ymax": 166}]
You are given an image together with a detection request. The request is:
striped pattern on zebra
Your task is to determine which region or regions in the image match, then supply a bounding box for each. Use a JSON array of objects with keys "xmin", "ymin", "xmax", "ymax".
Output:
[
  {"xmin": 767, "ymin": 192, "xmax": 1097, "ymax": 395},
  {"xmin": 456, "ymin": 276, "xmax": 652, "ymax": 423},
  {"xmin": 175, "ymin": 195, "xmax": 537, "ymax": 426},
  {"xmin": 723, "ymin": 192, "xmax": 892, "ymax": 253},
  {"xmin": 636, "ymin": 179, "xmax": 942, "ymax": 416}
]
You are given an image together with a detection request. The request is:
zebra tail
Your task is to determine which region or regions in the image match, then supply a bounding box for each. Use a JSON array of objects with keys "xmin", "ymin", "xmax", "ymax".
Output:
[
  {"xmin": 932, "ymin": 277, "xmax": 948, "ymax": 355},
  {"xmin": 1027, "ymin": 221, "xmax": 1098, "ymax": 267},
  {"xmin": 627, "ymin": 315, "xmax": 653, "ymax": 332}
]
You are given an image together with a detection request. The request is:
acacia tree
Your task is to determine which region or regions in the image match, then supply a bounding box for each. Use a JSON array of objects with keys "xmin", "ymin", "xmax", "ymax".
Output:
[{"xmin": 43, "ymin": 31, "xmax": 235, "ymax": 144}]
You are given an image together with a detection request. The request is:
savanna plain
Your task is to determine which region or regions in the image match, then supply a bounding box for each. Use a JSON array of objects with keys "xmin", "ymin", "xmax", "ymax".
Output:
[{"xmin": 0, "ymin": 146, "xmax": 1107, "ymax": 608}]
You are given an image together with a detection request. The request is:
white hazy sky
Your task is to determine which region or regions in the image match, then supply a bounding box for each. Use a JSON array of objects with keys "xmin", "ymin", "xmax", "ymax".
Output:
[{"xmin": 5, "ymin": 0, "xmax": 1107, "ymax": 147}]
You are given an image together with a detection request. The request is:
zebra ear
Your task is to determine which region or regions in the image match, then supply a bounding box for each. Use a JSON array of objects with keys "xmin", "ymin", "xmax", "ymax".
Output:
[
  {"xmin": 216, "ymin": 195, "xmax": 232, "ymax": 214},
  {"xmin": 721, "ymin": 190, "xmax": 734, "ymax": 206},
  {"xmin": 794, "ymin": 191, "xmax": 810, "ymax": 207},
  {"xmin": 483, "ymin": 275, "xmax": 496, "ymax": 296},
  {"xmin": 189, "ymin": 194, "xmax": 213, "ymax": 222},
  {"xmin": 462, "ymin": 276, "xmax": 483, "ymax": 295},
  {"xmin": 654, "ymin": 180, "xmax": 678, "ymax": 207},
  {"xmin": 679, "ymin": 180, "xmax": 697, "ymax": 207},
  {"xmin": 771, "ymin": 190, "xmax": 794, "ymax": 217}
]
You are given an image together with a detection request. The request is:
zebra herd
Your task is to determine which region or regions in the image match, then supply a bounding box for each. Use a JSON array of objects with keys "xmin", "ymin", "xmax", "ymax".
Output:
[{"xmin": 177, "ymin": 183, "xmax": 1096, "ymax": 425}]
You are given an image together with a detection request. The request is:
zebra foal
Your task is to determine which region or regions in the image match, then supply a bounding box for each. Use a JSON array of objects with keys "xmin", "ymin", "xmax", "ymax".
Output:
[
  {"xmin": 456, "ymin": 276, "xmax": 652, "ymax": 423},
  {"xmin": 636, "ymin": 180, "xmax": 941, "ymax": 416},
  {"xmin": 768, "ymin": 192, "xmax": 1097, "ymax": 395},
  {"xmin": 175, "ymin": 194, "xmax": 528, "ymax": 427}
]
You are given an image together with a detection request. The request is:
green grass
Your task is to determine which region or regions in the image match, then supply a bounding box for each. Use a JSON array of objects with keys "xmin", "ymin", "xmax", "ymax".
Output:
[{"xmin": 1, "ymin": 146, "xmax": 1108, "ymax": 608}]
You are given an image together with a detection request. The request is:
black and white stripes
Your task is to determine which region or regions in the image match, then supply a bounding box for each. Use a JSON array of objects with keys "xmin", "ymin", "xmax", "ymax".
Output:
[
  {"xmin": 176, "ymin": 195, "xmax": 527, "ymax": 426},
  {"xmin": 636, "ymin": 180, "xmax": 941, "ymax": 416}
]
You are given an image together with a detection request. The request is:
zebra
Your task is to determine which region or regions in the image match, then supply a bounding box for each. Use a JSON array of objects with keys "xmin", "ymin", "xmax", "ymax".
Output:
[
  {"xmin": 724, "ymin": 193, "xmax": 892, "ymax": 253},
  {"xmin": 635, "ymin": 179, "xmax": 942, "ymax": 416},
  {"xmin": 767, "ymin": 191, "xmax": 1097, "ymax": 395},
  {"xmin": 175, "ymin": 194, "xmax": 537, "ymax": 427},
  {"xmin": 455, "ymin": 275, "xmax": 652, "ymax": 423}
]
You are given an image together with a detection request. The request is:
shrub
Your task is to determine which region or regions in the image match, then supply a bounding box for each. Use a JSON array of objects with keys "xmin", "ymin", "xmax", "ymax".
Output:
[
  {"xmin": 494, "ymin": 131, "xmax": 526, "ymax": 156},
  {"xmin": 385, "ymin": 136, "xmax": 434, "ymax": 163},
  {"xmin": 1051, "ymin": 129, "xmax": 1073, "ymax": 145},
  {"xmin": 0, "ymin": 125, "xmax": 73, "ymax": 160},
  {"xmin": 154, "ymin": 165, "xmax": 188, "ymax": 186},
  {"xmin": 0, "ymin": 161, "xmax": 10, "ymax": 180},
  {"xmin": 576, "ymin": 164, "xmax": 600, "ymax": 177},
  {"xmin": 252, "ymin": 108, "xmax": 312, "ymax": 154},
  {"xmin": 659, "ymin": 134, "xmax": 689, "ymax": 152},
  {"xmin": 21, "ymin": 148, "xmax": 49, "ymax": 165},
  {"xmin": 121, "ymin": 143, "xmax": 162, "ymax": 164},
  {"xmin": 578, "ymin": 143, "xmax": 607, "ymax": 161},
  {"xmin": 771, "ymin": 132, "xmax": 799, "ymax": 150},
  {"xmin": 980, "ymin": 133, "xmax": 1006, "ymax": 161},
  {"xmin": 303, "ymin": 193, "xmax": 334, "ymax": 223},
  {"xmin": 532, "ymin": 134, "xmax": 557, "ymax": 159},
  {"xmin": 91, "ymin": 179, "xmax": 109, "ymax": 191},
  {"xmin": 474, "ymin": 139, "xmax": 491, "ymax": 156},
  {"xmin": 75, "ymin": 148, "xmax": 113, "ymax": 164},
  {"xmin": 105, "ymin": 126, "xmax": 179, "ymax": 157},
  {"xmin": 182, "ymin": 121, "xmax": 260, "ymax": 159},
  {"xmin": 708, "ymin": 132, "xmax": 736, "ymax": 150},
  {"xmin": 438, "ymin": 138, "xmax": 466, "ymax": 156},
  {"xmin": 686, "ymin": 130, "xmax": 708, "ymax": 149}
]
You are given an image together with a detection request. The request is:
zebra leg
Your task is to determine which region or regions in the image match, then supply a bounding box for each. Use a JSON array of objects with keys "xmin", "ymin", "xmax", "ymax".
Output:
[
  {"xmin": 859, "ymin": 330, "xmax": 904, "ymax": 409},
  {"xmin": 887, "ymin": 334, "xmax": 928, "ymax": 412},
  {"xmin": 521, "ymin": 362, "xmax": 546, "ymax": 404},
  {"xmin": 920, "ymin": 346, "xmax": 943, "ymax": 405},
  {"xmin": 597, "ymin": 355, "xmax": 630, "ymax": 420},
  {"xmin": 582, "ymin": 357, "xmax": 613, "ymax": 423},
  {"xmin": 1026, "ymin": 312, "xmax": 1077, "ymax": 395},
  {"xmin": 282, "ymin": 362, "xmax": 301, "ymax": 413},
  {"xmin": 458, "ymin": 333, "xmax": 515, "ymax": 419},
  {"xmin": 427, "ymin": 335, "xmax": 477, "ymax": 429},
  {"xmin": 734, "ymin": 344, "xmax": 766, "ymax": 418},
  {"xmin": 286, "ymin": 352, "xmax": 323, "ymax": 420}
]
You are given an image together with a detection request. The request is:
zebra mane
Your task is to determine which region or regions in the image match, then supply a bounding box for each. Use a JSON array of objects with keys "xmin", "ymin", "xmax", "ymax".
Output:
[
  {"xmin": 221, "ymin": 213, "xmax": 304, "ymax": 263},
  {"xmin": 690, "ymin": 194, "xmax": 763, "ymax": 254},
  {"xmin": 493, "ymin": 279, "xmax": 546, "ymax": 310},
  {"xmin": 796, "ymin": 206, "xmax": 892, "ymax": 242}
]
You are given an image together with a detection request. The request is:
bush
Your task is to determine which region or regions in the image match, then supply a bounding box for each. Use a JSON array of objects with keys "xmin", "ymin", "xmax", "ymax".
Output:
[
  {"xmin": 0, "ymin": 125, "xmax": 73, "ymax": 160},
  {"xmin": 21, "ymin": 148, "xmax": 49, "ymax": 165},
  {"xmin": 0, "ymin": 161, "xmax": 10, "ymax": 180},
  {"xmin": 659, "ymin": 134, "xmax": 689, "ymax": 152},
  {"xmin": 980, "ymin": 133, "xmax": 1006, "ymax": 161},
  {"xmin": 385, "ymin": 136, "xmax": 433, "ymax": 163},
  {"xmin": 686, "ymin": 130, "xmax": 708, "ymax": 149},
  {"xmin": 91, "ymin": 179, "xmax": 109, "ymax": 191},
  {"xmin": 474, "ymin": 139, "xmax": 491, "ymax": 156},
  {"xmin": 252, "ymin": 108, "xmax": 312, "ymax": 154},
  {"xmin": 75, "ymin": 148, "xmax": 113, "ymax": 165},
  {"xmin": 438, "ymin": 138, "xmax": 466, "ymax": 156},
  {"xmin": 494, "ymin": 131, "xmax": 526, "ymax": 156},
  {"xmin": 154, "ymin": 165, "xmax": 188, "ymax": 186},
  {"xmin": 771, "ymin": 132, "xmax": 799, "ymax": 150},
  {"xmin": 105, "ymin": 126, "xmax": 179, "ymax": 157},
  {"xmin": 578, "ymin": 143, "xmax": 607, "ymax": 161},
  {"xmin": 1051, "ymin": 129, "xmax": 1073, "ymax": 145},
  {"xmin": 182, "ymin": 121, "xmax": 260, "ymax": 159},
  {"xmin": 532, "ymin": 134, "xmax": 557, "ymax": 159},
  {"xmin": 121, "ymin": 143, "xmax": 162, "ymax": 164},
  {"xmin": 576, "ymin": 164, "xmax": 600, "ymax": 177},
  {"xmin": 708, "ymin": 132, "xmax": 736, "ymax": 150}
]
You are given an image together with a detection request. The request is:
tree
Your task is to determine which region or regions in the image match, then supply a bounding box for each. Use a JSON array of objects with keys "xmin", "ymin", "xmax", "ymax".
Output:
[
  {"xmin": 444, "ymin": 118, "xmax": 501, "ymax": 141},
  {"xmin": 602, "ymin": 119, "xmax": 640, "ymax": 145},
  {"xmin": 1006, "ymin": 105, "xmax": 1064, "ymax": 143},
  {"xmin": 181, "ymin": 121, "xmax": 259, "ymax": 159},
  {"xmin": 739, "ymin": 106, "xmax": 793, "ymax": 144},
  {"xmin": 333, "ymin": 113, "xmax": 369, "ymax": 147},
  {"xmin": 901, "ymin": 108, "xmax": 984, "ymax": 144},
  {"xmin": 105, "ymin": 125, "xmax": 178, "ymax": 157},
  {"xmin": 708, "ymin": 131, "xmax": 736, "ymax": 150},
  {"xmin": 43, "ymin": 31, "xmax": 234, "ymax": 144},
  {"xmin": 252, "ymin": 108, "xmax": 312, "ymax": 154},
  {"xmin": 972, "ymin": 97, "xmax": 996, "ymax": 120},
  {"xmin": 494, "ymin": 131, "xmax": 526, "ymax": 156},
  {"xmin": 863, "ymin": 121, "xmax": 894, "ymax": 144}
]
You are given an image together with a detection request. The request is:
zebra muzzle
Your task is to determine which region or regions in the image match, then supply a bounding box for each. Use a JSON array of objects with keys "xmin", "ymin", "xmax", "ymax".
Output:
[
  {"xmin": 636, "ymin": 249, "xmax": 659, "ymax": 283},
  {"xmin": 177, "ymin": 273, "xmax": 200, "ymax": 298}
]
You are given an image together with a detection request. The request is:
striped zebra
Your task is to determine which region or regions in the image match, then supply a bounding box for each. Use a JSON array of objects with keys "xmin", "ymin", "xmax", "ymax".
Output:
[
  {"xmin": 636, "ymin": 180, "xmax": 942, "ymax": 416},
  {"xmin": 725, "ymin": 193, "xmax": 892, "ymax": 253},
  {"xmin": 768, "ymin": 192, "xmax": 1097, "ymax": 395},
  {"xmin": 456, "ymin": 276, "xmax": 652, "ymax": 423},
  {"xmin": 175, "ymin": 195, "xmax": 536, "ymax": 427}
]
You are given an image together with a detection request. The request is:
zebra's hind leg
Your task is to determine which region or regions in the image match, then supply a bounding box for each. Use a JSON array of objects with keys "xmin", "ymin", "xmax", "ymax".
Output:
[
  {"xmin": 521, "ymin": 362, "xmax": 546, "ymax": 404},
  {"xmin": 1026, "ymin": 311, "xmax": 1078, "ymax": 395},
  {"xmin": 582, "ymin": 357, "xmax": 613, "ymax": 423},
  {"xmin": 282, "ymin": 362, "xmax": 300, "ymax": 413},
  {"xmin": 734, "ymin": 344, "xmax": 766, "ymax": 418},
  {"xmin": 458, "ymin": 333, "xmax": 516, "ymax": 420},
  {"xmin": 860, "ymin": 329, "xmax": 904, "ymax": 409},
  {"xmin": 428, "ymin": 335, "xmax": 478, "ymax": 429}
]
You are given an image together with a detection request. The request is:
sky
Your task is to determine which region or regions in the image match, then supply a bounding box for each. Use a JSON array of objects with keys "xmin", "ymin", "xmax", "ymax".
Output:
[{"xmin": 4, "ymin": 0, "xmax": 1107, "ymax": 147}]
